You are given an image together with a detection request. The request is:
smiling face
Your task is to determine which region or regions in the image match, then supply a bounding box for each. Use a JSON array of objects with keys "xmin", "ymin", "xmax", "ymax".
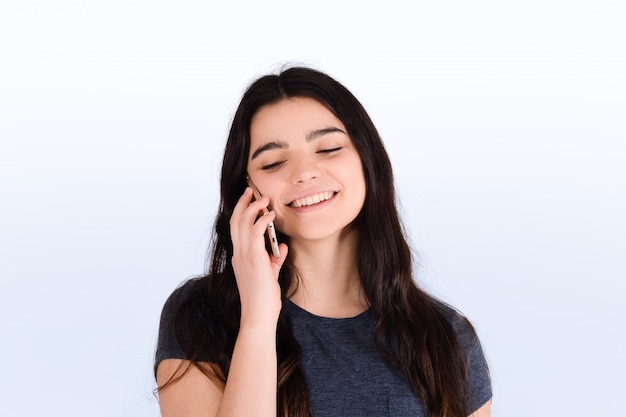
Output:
[{"xmin": 247, "ymin": 97, "xmax": 366, "ymax": 243}]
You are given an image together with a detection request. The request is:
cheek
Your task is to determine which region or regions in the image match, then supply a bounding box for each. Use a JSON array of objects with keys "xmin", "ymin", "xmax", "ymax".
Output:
[
  {"xmin": 354, "ymin": 164, "xmax": 367, "ymax": 206},
  {"xmin": 338, "ymin": 159, "xmax": 366, "ymax": 212},
  {"xmin": 249, "ymin": 175, "xmax": 276, "ymax": 198},
  {"xmin": 344, "ymin": 157, "xmax": 366, "ymax": 192},
  {"xmin": 262, "ymin": 184, "xmax": 285, "ymax": 212}
]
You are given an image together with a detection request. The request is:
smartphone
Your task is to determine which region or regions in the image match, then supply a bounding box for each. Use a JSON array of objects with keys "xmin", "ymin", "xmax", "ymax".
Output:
[{"xmin": 246, "ymin": 174, "xmax": 280, "ymax": 258}]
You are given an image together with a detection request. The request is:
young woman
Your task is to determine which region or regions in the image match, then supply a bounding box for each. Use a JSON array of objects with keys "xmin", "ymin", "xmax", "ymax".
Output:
[{"xmin": 155, "ymin": 67, "xmax": 492, "ymax": 417}]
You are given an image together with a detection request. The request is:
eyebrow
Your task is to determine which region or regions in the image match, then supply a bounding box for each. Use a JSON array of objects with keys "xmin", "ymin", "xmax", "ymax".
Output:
[
  {"xmin": 250, "ymin": 127, "xmax": 346, "ymax": 160},
  {"xmin": 250, "ymin": 140, "xmax": 288, "ymax": 160},
  {"xmin": 307, "ymin": 127, "xmax": 346, "ymax": 142}
]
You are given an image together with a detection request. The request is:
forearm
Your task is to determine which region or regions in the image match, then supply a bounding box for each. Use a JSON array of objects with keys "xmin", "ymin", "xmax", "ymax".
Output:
[
  {"xmin": 216, "ymin": 187, "xmax": 286, "ymax": 416},
  {"xmin": 216, "ymin": 323, "xmax": 278, "ymax": 417}
]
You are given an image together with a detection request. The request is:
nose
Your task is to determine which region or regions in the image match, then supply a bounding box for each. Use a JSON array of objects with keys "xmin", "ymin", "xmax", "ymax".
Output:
[{"xmin": 289, "ymin": 155, "xmax": 321, "ymax": 184}]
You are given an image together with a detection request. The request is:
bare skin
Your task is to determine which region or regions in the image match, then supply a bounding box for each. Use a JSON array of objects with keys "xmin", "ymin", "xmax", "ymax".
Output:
[
  {"xmin": 156, "ymin": 98, "xmax": 492, "ymax": 417},
  {"xmin": 158, "ymin": 189, "xmax": 288, "ymax": 417}
]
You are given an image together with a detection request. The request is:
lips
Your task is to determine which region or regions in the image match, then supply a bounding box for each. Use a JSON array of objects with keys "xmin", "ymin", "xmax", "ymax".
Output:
[{"xmin": 289, "ymin": 191, "xmax": 336, "ymax": 208}]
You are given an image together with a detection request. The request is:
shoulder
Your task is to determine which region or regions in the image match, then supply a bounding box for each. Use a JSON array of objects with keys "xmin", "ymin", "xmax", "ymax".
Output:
[
  {"xmin": 430, "ymin": 298, "xmax": 486, "ymax": 363},
  {"xmin": 160, "ymin": 277, "xmax": 208, "ymax": 317},
  {"xmin": 431, "ymin": 299, "xmax": 477, "ymax": 346},
  {"xmin": 155, "ymin": 277, "xmax": 210, "ymax": 372},
  {"xmin": 158, "ymin": 276, "xmax": 213, "ymax": 338},
  {"xmin": 431, "ymin": 298, "xmax": 493, "ymax": 412}
]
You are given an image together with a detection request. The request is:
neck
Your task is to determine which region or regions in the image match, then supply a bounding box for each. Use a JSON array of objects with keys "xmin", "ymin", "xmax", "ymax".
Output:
[{"xmin": 287, "ymin": 226, "xmax": 368, "ymax": 318}]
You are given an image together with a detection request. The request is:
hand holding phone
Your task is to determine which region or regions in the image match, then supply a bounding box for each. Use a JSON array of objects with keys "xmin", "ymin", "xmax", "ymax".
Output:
[{"xmin": 246, "ymin": 175, "xmax": 280, "ymax": 258}]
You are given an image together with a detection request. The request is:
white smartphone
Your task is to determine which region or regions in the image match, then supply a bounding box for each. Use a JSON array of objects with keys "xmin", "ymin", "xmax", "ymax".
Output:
[{"xmin": 246, "ymin": 175, "xmax": 280, "ymax": 258}]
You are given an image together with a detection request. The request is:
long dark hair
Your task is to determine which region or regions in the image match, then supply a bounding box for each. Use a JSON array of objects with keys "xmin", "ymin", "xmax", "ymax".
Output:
[{"xmin": 161, "ymin": 66, "xmax": 472, "ymax": 417}]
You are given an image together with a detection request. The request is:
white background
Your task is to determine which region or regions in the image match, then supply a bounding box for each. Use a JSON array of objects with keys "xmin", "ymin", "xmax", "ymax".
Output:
[{"xmin": 1, "ymin": 1, "xmax": 624, "ymax": 416}]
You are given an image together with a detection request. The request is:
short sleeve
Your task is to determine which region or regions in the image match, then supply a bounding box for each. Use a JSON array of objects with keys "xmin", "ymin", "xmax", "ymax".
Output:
[
  {"xmin": 439, "ymin": 304, "xmax": 493, "ymax": 414},
  {"xmin": 154, "ymin": 279, "xmax": 202, "ymax": 375}
]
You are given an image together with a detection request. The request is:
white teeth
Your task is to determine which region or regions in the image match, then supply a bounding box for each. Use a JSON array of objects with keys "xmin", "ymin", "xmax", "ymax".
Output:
[{"xmin": 291, "ymin": 191, "xmax": 334, "ymax": 208}]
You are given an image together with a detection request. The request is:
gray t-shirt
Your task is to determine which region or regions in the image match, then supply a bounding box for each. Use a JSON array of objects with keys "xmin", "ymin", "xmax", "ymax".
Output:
[{"xmin": 155, "ymin": 280, "xmax": 492, "ymax": 416}]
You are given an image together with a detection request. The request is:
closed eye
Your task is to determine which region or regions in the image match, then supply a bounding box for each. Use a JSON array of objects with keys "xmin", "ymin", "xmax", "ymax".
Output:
[
  {"xmin": 317, "ymin": 147, "xmax": 342, "ymax": 155},
  {"xmin": 261, "ymin": 161, "xmax": 285, "ymax": 171}
]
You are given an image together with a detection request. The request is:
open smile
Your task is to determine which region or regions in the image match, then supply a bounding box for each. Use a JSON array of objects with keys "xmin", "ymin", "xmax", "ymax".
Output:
[{"xmin": 289, "ymin": 191, "xmax": 337, "ymax": 208}]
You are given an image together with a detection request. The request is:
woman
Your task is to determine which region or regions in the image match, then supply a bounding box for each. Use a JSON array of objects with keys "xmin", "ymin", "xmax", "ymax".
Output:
[{"xmin": 155, "ymin": 66, "xmax": 492, "ymax": 417}]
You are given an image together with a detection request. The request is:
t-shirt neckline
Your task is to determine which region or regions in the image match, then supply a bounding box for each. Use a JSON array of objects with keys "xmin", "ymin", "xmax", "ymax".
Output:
[{"xmin": 284, "ymin": 298, "xmax": 373, "ymax": 322}]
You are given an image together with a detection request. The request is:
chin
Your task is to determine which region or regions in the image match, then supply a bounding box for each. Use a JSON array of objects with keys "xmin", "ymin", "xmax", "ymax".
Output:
[{"xmin": 280, "ymin": 221, "xmax": 359, "ymax": 243}]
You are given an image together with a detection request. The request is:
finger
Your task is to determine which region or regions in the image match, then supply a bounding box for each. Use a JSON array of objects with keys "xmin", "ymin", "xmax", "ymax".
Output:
[
  {"xmin": 230, "ymin": 187, "xmax": 254, "ymax": 230},
  {"xmin": 234, "ymin": 205, "xmax": 275, "ymax": 260},
  {"xmin": 230, "ymin": 188, "xmax": 255, "ymax": 257},
  {"xmin": 247, "ymin": 196, "xmax": 272, "ymax": 218},
  {"xmin": 239, "ymin": 196, "xmax": 272, "ymax": 232},
  {"xmin": 231, "ymin": 188, "xmax": 269, "ymax": 241},
  {"xmin": 242, "ymin": 211, "xmax": 276, "ymax": 256},
  {"xmin": 251, "ymin": 210, "xmax": 276, "ymax": 235}
]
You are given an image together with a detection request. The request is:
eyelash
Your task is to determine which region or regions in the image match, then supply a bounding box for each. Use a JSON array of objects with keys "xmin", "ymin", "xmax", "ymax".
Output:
[
  {"xmin": 261, "ymin": 161, "xmax": 285, "ymax": 171},
  {"xmin": 317, "ymin": 147, "xmax": 342, "ymax": 155},
  {"xmin": 260, "ymin": 148, "xmax": 342, "ymax": 170}
]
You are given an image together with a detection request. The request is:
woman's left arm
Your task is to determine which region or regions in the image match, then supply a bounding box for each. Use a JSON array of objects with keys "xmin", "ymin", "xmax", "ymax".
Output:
[{"xmin": 468, "ymin": 399, "xmax": 491, "ymax": 417}]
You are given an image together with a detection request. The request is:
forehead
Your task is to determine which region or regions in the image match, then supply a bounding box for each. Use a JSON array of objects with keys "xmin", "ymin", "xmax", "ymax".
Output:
[{"xmin": 250, "ymin": 97, "xmax": 345, "ymax": 143}]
